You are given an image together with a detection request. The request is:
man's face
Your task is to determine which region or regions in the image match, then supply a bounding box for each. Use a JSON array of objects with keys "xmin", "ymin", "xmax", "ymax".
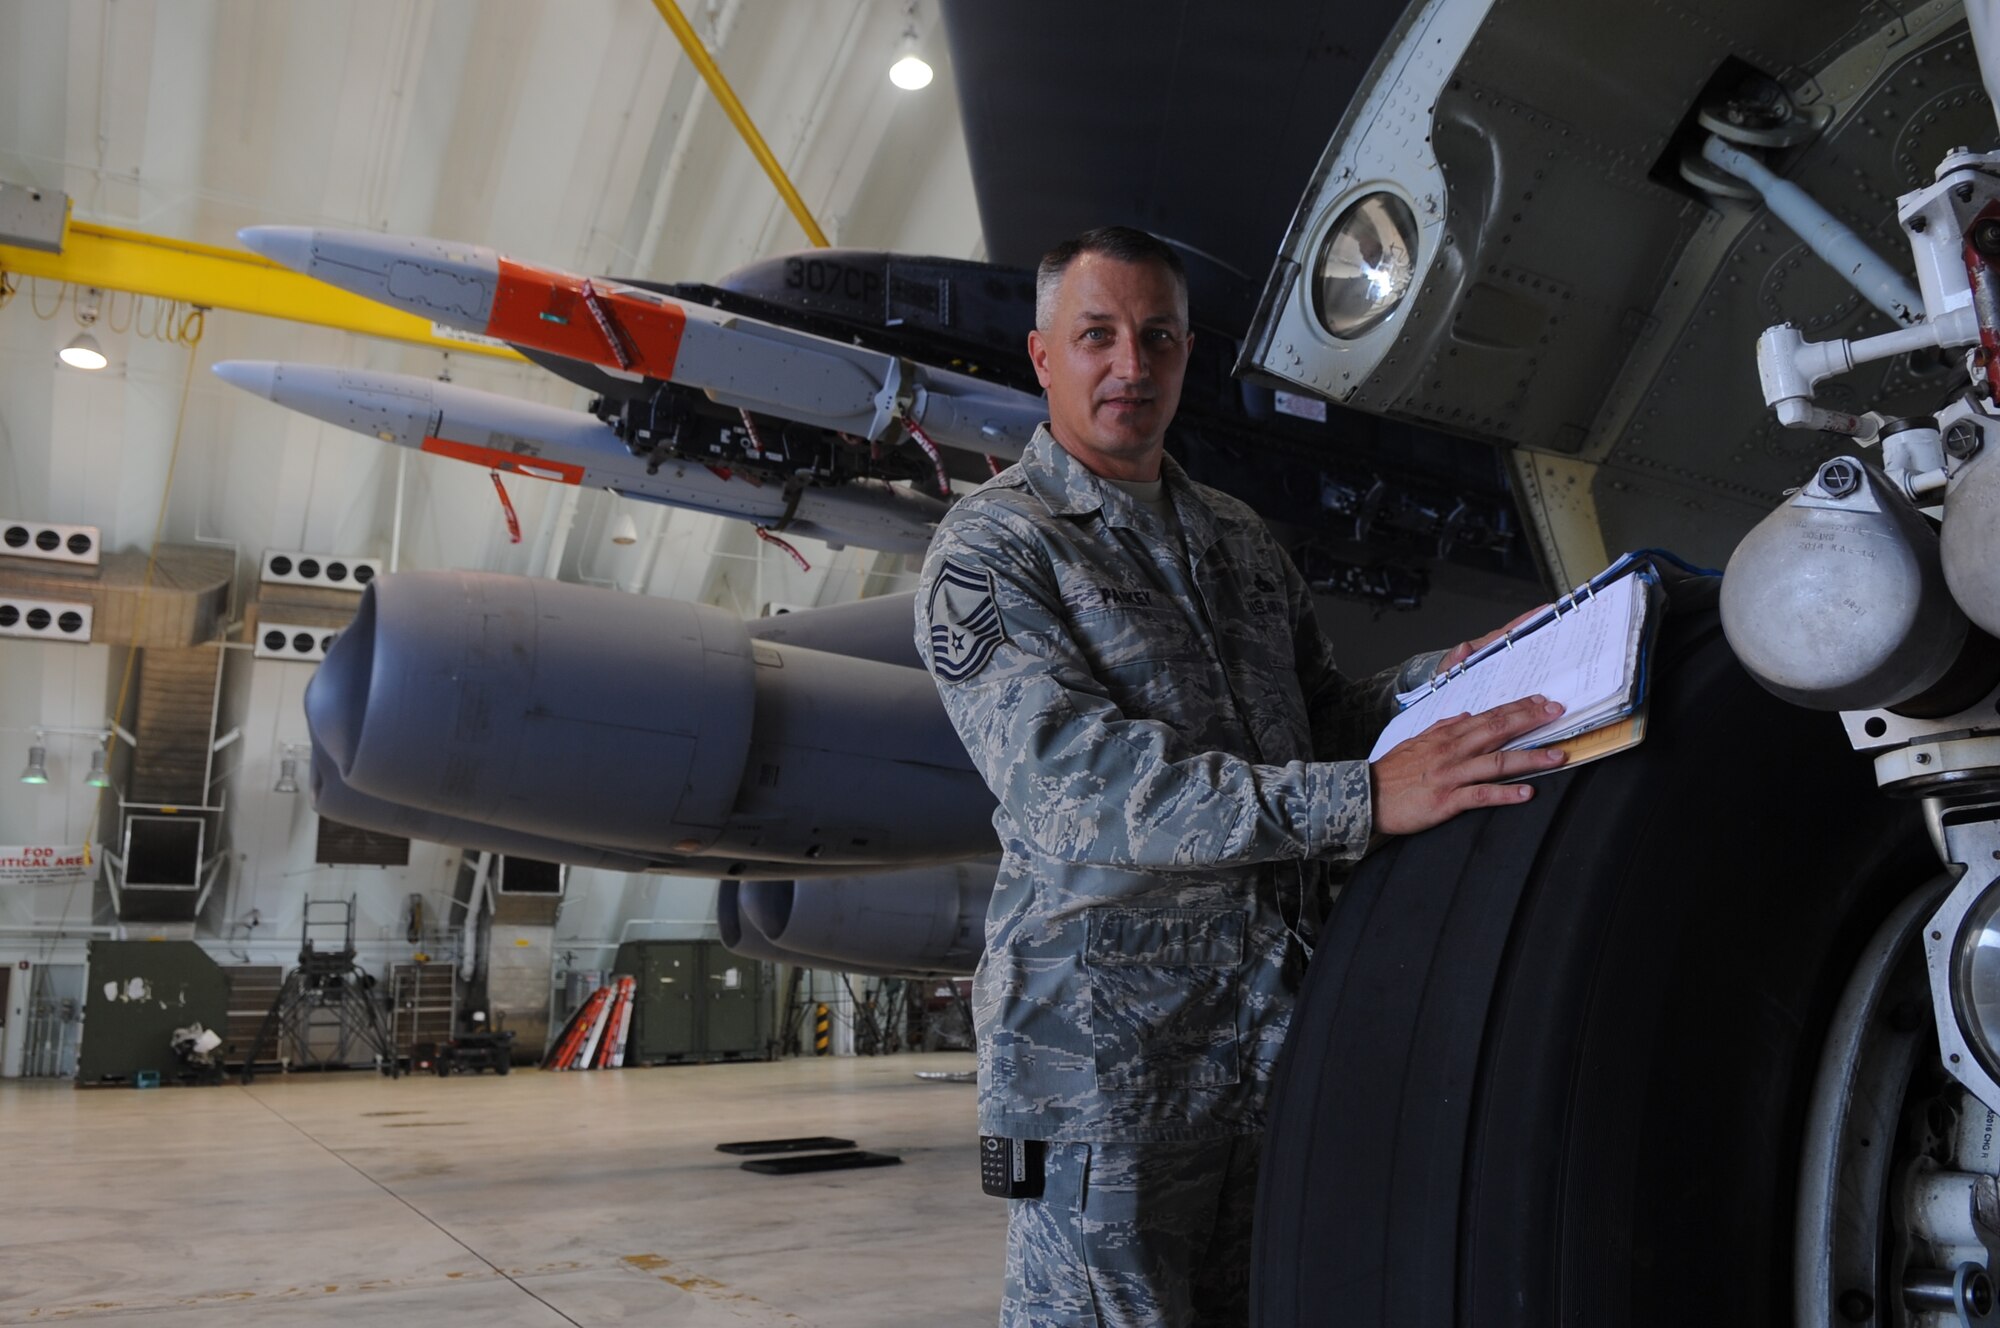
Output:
[{"xmin": 1028, "ymin": 253, "xmax": 1192, "ymax": 481}]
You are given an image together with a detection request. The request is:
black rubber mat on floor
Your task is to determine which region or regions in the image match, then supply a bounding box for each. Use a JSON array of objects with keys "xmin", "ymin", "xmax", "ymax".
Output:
[
  {"xmin": 716, "ymin": 1136, "xmax": 858, "ymax": 1155},
  {"xmin": 738, "ymin": 1150, "xmax": 902, "ymax": 1175}
]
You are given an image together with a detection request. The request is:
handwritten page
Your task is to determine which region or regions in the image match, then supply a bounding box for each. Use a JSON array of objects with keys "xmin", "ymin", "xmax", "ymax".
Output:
[{"xmin": 1369, "ymin": 571, "xmax": 1648, "ymax": 762}]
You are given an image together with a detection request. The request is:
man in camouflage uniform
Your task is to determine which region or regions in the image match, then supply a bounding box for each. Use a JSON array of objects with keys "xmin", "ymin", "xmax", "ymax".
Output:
[{"xmin": 915, "ymin": 227, "xmax": 1564, "ymax": 1327}]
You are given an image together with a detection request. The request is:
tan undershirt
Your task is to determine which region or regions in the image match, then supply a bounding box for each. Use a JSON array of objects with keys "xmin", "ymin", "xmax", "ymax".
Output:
[{"xmin": 1105, "ymin": 474, "xmax": 1178, "ymax": 534}]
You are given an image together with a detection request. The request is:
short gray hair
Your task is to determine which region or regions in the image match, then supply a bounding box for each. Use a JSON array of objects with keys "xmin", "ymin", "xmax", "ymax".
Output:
[{"xmin": 1034, "ymin": 226, "xmax": 1189, "ymax": 331}]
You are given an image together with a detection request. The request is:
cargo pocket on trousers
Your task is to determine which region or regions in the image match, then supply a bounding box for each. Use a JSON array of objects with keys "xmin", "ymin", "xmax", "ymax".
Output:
[{"xmin": 1083, "ymin": 908, "xmax": 1243, "ymax": 1091}]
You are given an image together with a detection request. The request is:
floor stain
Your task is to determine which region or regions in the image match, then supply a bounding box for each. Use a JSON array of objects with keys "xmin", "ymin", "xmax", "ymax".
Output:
[
  {"xmin": 619, "ymin": 1254, "xmax": 810, "ymax": 1323},
  {"xmin": 620, "ymin": 1254, "xmax": 672, "ymax": 1273},
  {"xmin": 383, "ymin": 1120, "xmax": 471, "ymax": 1128},
  {"xmin": 361, "ymin": 1110, "xmax": 426, "ymax": 1118}
]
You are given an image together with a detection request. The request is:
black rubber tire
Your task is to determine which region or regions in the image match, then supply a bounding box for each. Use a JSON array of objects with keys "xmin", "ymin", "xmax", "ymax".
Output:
[
  {"xmin": 495, "ymin": 1056, "xmax": 511, "ymax": 1076},
  {"xmin": 1252, "ymin": 578, "xmax": 1941, "ymax": 1327}
]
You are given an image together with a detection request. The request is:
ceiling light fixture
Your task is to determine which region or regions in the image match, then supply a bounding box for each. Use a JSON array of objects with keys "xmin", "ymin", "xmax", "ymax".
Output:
[
  {"xmin": 889, "ymin": 7, "xmax": 932, "ymax": 91},
  {"xmin": 273, "ymin": 742, "xmax": 307, "ymax": 795},
  {"xmin": 610, "ymin": 513, "xmax": 640, "ymax": 546},
  {"xmin": 20, "ymin": 738, "xmax": 49, "ymax": 785},
  {"xmin": 58, "ymin": 332, "xmax": 108, "ymax": 371},
  {"xmin": 83, "ymin": 743, "xmax": 111, "ymax": 788},
  {"xmin": 58, "ymin": 286, "xmax": 109, "ymax": 371}
]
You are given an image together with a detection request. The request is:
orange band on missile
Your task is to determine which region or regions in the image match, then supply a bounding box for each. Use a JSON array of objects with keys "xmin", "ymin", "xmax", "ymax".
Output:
[
  {"xmin": 421, "ymin": 436, "xmax": 585, "ymax": 485},
  {"xmin": 486, "ymin": 258, "xmax": 687, "ymax": 378}
]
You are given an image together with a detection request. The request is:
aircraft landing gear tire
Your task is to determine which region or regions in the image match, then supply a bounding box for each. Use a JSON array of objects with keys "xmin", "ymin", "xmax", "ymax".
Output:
[{"xmin": 1252, "ymin": 579, "xmax": 1942, "ymax": 1326}]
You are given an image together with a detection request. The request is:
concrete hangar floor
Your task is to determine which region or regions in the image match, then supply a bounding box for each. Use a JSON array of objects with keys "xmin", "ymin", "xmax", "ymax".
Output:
[{"xmin": 0, "ymin": 1053, "xmax": 999, "ymax": 1325}]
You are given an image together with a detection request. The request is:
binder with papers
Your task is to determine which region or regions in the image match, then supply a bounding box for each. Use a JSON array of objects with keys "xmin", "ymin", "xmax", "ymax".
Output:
[{"xmin": 1367, "ymin": 552, "xmax": 1679, "ymax": 774}]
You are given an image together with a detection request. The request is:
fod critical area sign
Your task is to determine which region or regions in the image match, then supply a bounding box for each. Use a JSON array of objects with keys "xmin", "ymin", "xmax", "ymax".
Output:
[{"xmin": 0, "ymin": 846, "xmax": 99, "ymax": 888}]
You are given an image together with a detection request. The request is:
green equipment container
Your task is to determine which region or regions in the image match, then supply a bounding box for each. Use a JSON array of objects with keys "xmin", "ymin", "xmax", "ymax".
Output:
[
  {"xmin": 77, "ymin": 941, "xmax": 230, "ymax": 1084},
  {"xmin": 611, "ymin": 940, "xmax": 770, "ymax": 1064}
]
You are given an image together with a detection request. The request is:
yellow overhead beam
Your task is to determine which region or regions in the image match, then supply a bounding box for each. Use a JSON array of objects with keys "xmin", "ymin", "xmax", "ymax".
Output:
[
  {"xmin": 651, "ymin": 0, "xmax": 831, "ymax": 249},
  {"xmin": 0, "ymin": 219, "xmax": 524, "ymax": 361}
]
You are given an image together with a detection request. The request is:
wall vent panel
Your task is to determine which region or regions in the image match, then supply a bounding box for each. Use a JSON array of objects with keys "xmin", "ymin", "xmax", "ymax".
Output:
[
  {"xmin": 1, "ymin": 521, "xmax": 101, "ymax": 566},
  {"xmin": 260, "ymin": 551, "xmax": 380, "ymax": 591},
  {"xmin": 0, "ymin": 596, "xmax": 92, "ymax": 643},
  {"xmin": 254, "ymin": 623, "xmax": 338, "ymax": 662}
]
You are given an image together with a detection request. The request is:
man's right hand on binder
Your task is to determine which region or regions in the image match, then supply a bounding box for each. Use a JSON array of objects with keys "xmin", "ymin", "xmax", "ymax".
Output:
[{"xmin": 1370, "ymin": 695, "xmax": 1570, "ymax": 836}]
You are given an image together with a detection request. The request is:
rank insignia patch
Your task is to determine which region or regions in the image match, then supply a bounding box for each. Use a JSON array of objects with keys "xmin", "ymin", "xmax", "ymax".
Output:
[{"xmin": 928, "ymin": 559, "xmax": 1006, "ymax": 682}]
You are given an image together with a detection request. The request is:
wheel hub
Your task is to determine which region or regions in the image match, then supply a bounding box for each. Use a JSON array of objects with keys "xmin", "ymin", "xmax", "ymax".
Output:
[{"xmin": 1798, "ymin": 874, "xmax": 2000, "ymax": 1325}]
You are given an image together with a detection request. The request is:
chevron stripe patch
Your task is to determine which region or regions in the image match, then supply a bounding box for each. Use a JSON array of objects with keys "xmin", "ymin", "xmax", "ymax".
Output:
[{"xmin": 928, "ymin": 559, "xmax": 1006, "ymax": 682}]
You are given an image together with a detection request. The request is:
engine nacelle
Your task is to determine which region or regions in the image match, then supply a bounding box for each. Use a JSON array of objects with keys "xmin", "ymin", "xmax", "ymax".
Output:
[
  {"xmin": 717, "ymin": 863, "xmax": 996, "ymax": 976},
  {"xmin": 744, "ymin": 591, "xmax": 920, "ymax": 669},
  {"xmin": 718, "ymin": 880, "xmax": 925, "ymax": 976},
  {"xmin": 737, "ymin": 861, "xmax": 995, "ymax": 973},
  {"xmin": 1722, "ymin": 457, "xmax": 1969, "ymax": 711},
  {"xmin": 306, "ymin": 572, "xmax": 996, "ymax": 868}
]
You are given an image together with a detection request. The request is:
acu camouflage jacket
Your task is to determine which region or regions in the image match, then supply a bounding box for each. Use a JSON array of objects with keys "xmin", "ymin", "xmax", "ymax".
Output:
[{"xmin": 914, "ymin": 426, "xmax": 1440, "ymax": 1142}]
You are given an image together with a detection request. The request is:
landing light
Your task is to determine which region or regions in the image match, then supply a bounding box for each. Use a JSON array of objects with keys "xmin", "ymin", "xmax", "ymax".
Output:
[{"xmin": 1314, "ymin": 192, "xmax": 1419, "ymax": 340}]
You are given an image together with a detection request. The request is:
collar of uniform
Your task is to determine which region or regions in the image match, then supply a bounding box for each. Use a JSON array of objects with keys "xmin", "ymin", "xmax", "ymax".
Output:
[
  {"xmin": 1021, "ymin": 424, "xmax": 1225, "ymax": 553},
  {"xmin": 1020, "ymin": 425, "xmax": 1106, "ymax": 516},
  {"xmin": 1024, "ymin": 420, "xmax": 1224, "ymax": 556}
]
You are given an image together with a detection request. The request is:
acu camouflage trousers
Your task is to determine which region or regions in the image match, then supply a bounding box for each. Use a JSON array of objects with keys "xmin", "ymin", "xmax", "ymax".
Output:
[{"xmin": 1001, "ymin": 1133, "xmax": 1260, "ymax": 1328}]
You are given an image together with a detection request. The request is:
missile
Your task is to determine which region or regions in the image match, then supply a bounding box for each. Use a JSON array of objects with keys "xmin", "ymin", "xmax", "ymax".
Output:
[
  {"xmin": 236, "ymin": 226, "xmax": 1045, "ymax": 461},
  {"xmin": 212, "ymin": 360, "xmax": 946, "ymax": 556}
]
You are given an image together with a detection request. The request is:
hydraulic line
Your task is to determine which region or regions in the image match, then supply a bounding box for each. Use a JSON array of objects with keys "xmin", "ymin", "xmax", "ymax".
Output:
[{"xmin": 1701, "ymin": 135, "xmax": 1924, "ymax": 325}]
